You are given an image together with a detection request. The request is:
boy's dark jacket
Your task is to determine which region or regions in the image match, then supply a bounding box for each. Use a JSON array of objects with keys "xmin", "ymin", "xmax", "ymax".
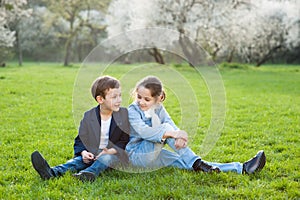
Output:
[{"xmin": 73, "ymin": 106, "xmax": 130, "ymax": 164}]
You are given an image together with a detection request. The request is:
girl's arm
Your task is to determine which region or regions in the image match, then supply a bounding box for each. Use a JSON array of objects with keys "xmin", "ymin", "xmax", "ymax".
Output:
[
  {"xmin": 129, "ymin": 105, "xmax": 174, "ymax": 143},
  {"xmin": 159, "ymin": 105, "xmax": 188, "ymax": 142},
  {"xmin": 95, "ymin": 148, "xmax": 117, "ymax": 160},
  {"xmin": 159, "ymin": 105, "xmax": 179, "ymax": 130},
  {"xmin": 158, "ymin": 105, "xmax": 188, "ymax": 148}
]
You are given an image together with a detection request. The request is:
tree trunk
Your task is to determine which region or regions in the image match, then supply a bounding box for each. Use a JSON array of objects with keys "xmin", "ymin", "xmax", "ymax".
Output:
[
  {"xmin": 64, "ymin": 39, "xmax": 72, "ymax": 66},
  {"xmin": 148, "ymin": 48, "xmax": 165, "ymax": 64},
  {"xmin": 179, "ymin": 35, "xmax": 194, "ymax": 67},
  {"xmin": 256, "ymin": 45, "xmax": 282, "ymax": 67},
  {"xmin": 226, "ymin": 49, "xmax": 235, "ymax": 63},
  {"xmin": 77, "ymin": 41, "xmax": 82, "ymax": 62},
  {"xmin": 179, "ymin": 34, "xmax": 208, "ymax": 67},
  {"xmin": 16, "ymin": 30, "xmax": 23, "ymax": 66}
]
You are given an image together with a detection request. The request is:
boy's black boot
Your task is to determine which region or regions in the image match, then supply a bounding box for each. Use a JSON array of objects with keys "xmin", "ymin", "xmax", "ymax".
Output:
[
  {"xmin": 31, "ymin": 150, "xmax": 54, "ymax": 180},
  {"xmin": 193, "ymin": 159, "xmax": 221, "ymax": 173}
]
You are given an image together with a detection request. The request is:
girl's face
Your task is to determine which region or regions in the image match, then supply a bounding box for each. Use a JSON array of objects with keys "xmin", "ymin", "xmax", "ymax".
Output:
[{"xmin": 136, "ymin": 86, "xmax": 159, "ymax": 111}]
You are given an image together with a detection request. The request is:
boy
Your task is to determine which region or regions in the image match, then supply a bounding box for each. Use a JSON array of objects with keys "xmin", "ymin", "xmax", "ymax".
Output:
[{"xmin": 31, "ymin": 75, "xmax": 130, "ymax": 182}]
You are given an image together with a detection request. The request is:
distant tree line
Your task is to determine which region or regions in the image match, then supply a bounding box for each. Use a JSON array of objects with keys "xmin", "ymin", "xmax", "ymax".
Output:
[{"xmin": 0, "ymin": 0, "xmax": 299, "ymax": 66}]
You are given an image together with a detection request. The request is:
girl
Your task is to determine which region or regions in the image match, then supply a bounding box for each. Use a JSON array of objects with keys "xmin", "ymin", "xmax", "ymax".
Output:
[{"xmin": 125, "ymin": 76, "xmax": 266, "ymax": 174}]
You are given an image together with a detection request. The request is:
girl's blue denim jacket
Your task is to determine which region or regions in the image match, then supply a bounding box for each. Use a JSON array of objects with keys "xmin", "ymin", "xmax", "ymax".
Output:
[{"xmin": 125, "ymin": 102, "xmax": 178, "ymax": 155}]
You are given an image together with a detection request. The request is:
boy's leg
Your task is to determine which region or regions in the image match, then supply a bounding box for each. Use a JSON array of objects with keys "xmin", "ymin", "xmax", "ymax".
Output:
[
  {"xmin": 51, "ymin": 156, "xmax": 90, "ymax": 177},
  {"xmin": 73, "ymin": 154, "xmax": 119, "ymax": 181},
  {"xmin": 31, "ymin": 151, "xmax": 89, "ymax": 180}
]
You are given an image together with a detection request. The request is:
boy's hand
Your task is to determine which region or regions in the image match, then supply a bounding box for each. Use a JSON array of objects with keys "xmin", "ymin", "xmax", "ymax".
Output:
[{"xmin": 81, "ymin": 150, "xmax": 95, "ymax": 164}]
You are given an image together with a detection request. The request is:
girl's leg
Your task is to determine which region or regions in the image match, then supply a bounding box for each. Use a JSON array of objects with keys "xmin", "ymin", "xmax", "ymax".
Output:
[
  {"xmin": 51, "ymin": 156, "xmax": 89, "ymax": 176},
  {"xmin": 130, "ymin": 148, "xmax": 189, "ymax": 170},
  {"xmin": 165, "ymin": 138, "xmax": 200, "ymax": 168},
  {"xmin": 204, "ymin": 161, "xmax": 243, "ymax": 174},
  {"xmin": 130, "ymin": 139, "xmax": 199, "ymax": 170},
  {"xmin": 129, "ymin": 140, "xmax": 164, "ymax": 168},
  {"xmin": 166, "ymin": 138, "xmax": 243, "ymax": 173},
  {"xmin": 130, "ymin": 147, "xmax": 197, "ymax": 170},
  {"xmin": 156, "ymin": 149, "xmax": 194, "ymax": 169},
  {"xmin": 165, "ymin": 138, "xmax": 221, "ymax": 172}
]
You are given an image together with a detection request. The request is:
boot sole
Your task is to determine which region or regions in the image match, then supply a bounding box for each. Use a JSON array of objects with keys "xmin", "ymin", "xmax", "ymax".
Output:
[{"xmin": 73, "ymin": 172, "xmax": 96, "ymax": 182}]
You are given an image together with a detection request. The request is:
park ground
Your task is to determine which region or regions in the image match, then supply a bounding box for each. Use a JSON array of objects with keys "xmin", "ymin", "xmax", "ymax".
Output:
[{"xmin": 0, "ymin": 62, "xmax": 299, "ymax": 199}]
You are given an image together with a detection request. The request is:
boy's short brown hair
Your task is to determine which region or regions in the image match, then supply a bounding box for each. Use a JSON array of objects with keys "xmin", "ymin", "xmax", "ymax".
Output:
[{"xmin": 91, "ymin": 76, "xmax": 120, "ymax": 100}]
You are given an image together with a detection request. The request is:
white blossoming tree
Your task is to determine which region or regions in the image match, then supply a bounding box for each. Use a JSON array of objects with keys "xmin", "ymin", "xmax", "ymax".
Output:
[
  {"xmin": 106, "ymin": 0, "xmax": 300, "ymax": 66},
  {"xmin": 106, "ymin": 0, "xmax": 172, "ymax": 64},
  {"xmin": 44, "ymin": 0, "xmax": 109, "ymax": 66},
  {"xmin": 0, "ymin": 0, "xmax": 31, "ymax": 66},
  {"xmin": 236, "ymin": 0, "xmax": 300, "ymax": 66}
]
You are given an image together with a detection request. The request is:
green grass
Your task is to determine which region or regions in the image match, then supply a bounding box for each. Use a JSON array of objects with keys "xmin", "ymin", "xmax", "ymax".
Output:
[{"xmin": 0, "ymin": 62, "xmax": 299, "ymax": 199}]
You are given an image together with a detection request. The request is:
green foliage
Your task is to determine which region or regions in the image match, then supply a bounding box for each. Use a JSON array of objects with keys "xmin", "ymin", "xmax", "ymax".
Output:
[
  {"xmin": 0, "ymin": 63, "xmax": 299, "ymax": 199},
  {"xmin": 4, "ymin": 3, "xmax": 14, "ymax": 10},
  {"xmin": 219, "ymin": 62, "xmax": 250, "ymax": 70},
  {"xmin": 0, "ymin": 47, "xmax": 14, "ymax": 65}
]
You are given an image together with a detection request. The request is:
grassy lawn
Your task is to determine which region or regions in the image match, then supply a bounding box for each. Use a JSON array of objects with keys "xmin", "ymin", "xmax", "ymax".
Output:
[{"xmin": 0, "ymin": 62, "xmax": 299, "ymax": 199}]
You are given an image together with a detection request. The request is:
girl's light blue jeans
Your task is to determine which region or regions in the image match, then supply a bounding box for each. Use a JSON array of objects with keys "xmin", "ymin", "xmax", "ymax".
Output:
[{"xmin": 129, "ymin": 138, "xmax": 243, "ymax": 174}]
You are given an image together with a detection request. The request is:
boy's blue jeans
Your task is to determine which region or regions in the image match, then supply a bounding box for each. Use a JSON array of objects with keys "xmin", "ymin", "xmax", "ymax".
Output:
[
  {"xmin": 129, "ymin": 138, "xmax": 243, "ymax": 174},
  {"xmin": 51, "ymin": 154, "xmax": 119, "ymax": 177}
]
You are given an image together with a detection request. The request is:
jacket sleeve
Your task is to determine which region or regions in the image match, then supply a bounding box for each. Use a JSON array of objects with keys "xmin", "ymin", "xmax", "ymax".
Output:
[
  {"xmin": 107, "ymin": 130, "xmax": 129, "ymax": 165},
  {"xmin": 112, "ymin": 108, "xmax": 130, "ymax": 150},
  {"xmin": 73, "ymin": 115, "xmax": 88, "ymax": 157},
  {"xmin": 73, "ymin": 135, "xmax": 87, "ymax": 157},
  {"xmin": 108, "ymin": 108, "xmax": 130, "ymax": 164},
  {"xmin": 114, "ymin": 129, "xmax": 129, "ymax": 150},
  {"xmin": 128, "ymin": 105, "xmax": 174, "ymax": 143}
]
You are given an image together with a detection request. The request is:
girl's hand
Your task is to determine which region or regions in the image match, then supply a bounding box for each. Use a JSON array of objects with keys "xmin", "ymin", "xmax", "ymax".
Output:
[
  {"xmin": 81, "ymin": 150, "xmax": 95, "ymax": 164},
  {"xmin": 175, "ymin": 138, "xmax": 188, "ymax": 149},
  {"xmin": 163, "ymin": 130, "xmax": 188, "ymax": 148},
  {"xmin": 174, "ymin": 130, "xmax": 188, "ymax": 149},
  {"xmin": 175, "ymin": 130, "xmax": 188, "ymax": 142},
  {"xmin": 94, "ymin": 148, "xmax": 117, "ymax": 160}
]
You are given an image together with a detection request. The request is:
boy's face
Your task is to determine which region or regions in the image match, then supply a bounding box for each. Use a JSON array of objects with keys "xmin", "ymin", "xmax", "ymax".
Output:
[{"xmin": 97, "ymin": 87, "xmax": 122, "ymax": 112}]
